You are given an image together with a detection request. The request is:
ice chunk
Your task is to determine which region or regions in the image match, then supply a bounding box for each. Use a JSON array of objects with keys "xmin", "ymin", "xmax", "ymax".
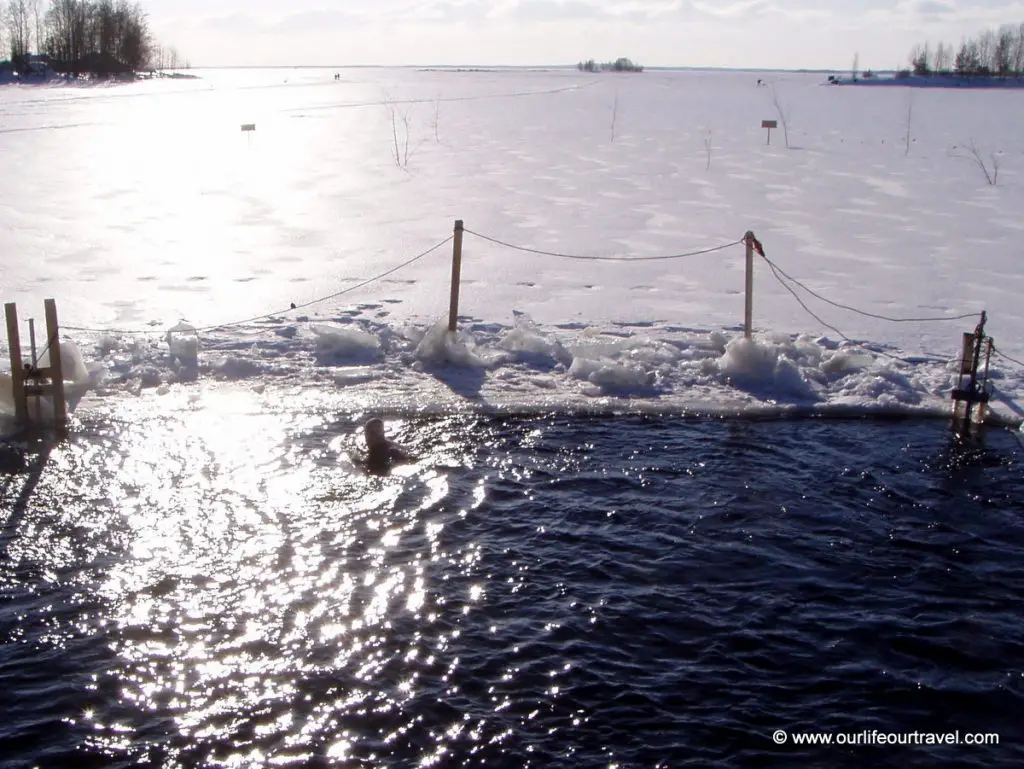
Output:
[
  {"xmin": 499, "ymin": 312, "xmax": 572, "ymax": 366},
  {"xmin": 96, "ymin": 334, "xmax": 120, "ymax": 357},
  {"xmin": 333, "ymin": 367, "xmax": 379, "ymax": 387},
  {"xmin": 414, "ymin": 319, "xmax": 499, "ymax": 368},
  {"xmin": 624, "ymin": 340, "xmax": 681, "ymax": 366},
  {"xmin": 569, "ymin": 356, "xmax": 656, "ymax": 392},
  {"xmin": 528, "ymin": 375, "xmax": 558, "ymax": 389},
  {"xmin": 214, "ymin": 356, "xmax": 264, "ymax": 380},
  {"xmin": 39, "ymin": 339, "xmax": 91, "ymax": 384},
  {"xmin": 166, "ymin": 322, "xmax": 199, "ymax": 366},
  {"xmin": 311, "ymin": 324, "xmax": 382, "ymax": 364},
  {"xmin": 773, "ymin": 356, "xmax": 815, "ymax": 398},
  {"xmin": 821, "ymin": 349, "xmax": 873, "ymax": 375},
  {"xmin": 718, "ymin": 337, "xmax": 778, "ymax": 382},
  {"xmin": 132, "ymin": 365, "xmax": 163, "ymax": 389},
  {"xmin": 718, "ymin": 337, "xmax": 815, "ymax": 399}
]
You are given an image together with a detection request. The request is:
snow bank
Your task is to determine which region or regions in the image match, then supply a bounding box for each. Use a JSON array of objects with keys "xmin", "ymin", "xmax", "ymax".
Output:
[{"xmin": 53, "ymin": 314, "xmax": 1021, "ymax": 425}]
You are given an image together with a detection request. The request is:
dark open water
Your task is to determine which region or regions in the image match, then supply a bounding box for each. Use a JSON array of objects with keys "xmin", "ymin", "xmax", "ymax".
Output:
[{"xmin": 2, "ymin": 400, "xmax": 1024, "ymax": 768}]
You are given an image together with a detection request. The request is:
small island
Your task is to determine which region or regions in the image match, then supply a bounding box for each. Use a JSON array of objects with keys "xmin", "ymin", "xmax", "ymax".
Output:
[
  {"xmin": 577, "ymin": 57, "xmax": 644, "ymax": 73},
  {"xmin": 0, "ymin": 0, "xmax": 188, "ymax": 83}
]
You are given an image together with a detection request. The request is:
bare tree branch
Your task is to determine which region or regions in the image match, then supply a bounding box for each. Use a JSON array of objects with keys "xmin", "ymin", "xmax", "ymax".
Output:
[
  {"xmin": 964, "ymin": 139, "xmax": 999, "ymax": 186},
  {"xmin": 768, "ymin": 82, "xmax": 791, "ymax": 149}
]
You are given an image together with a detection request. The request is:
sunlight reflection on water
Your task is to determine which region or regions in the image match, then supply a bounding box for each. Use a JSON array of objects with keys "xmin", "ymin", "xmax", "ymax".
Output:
[{"xmin": 61, "ymin": 385, "xmax": 487, "ymax": 766}]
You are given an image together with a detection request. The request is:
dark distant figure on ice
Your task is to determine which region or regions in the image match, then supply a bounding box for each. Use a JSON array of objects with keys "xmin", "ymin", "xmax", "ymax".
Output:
[
  {"xmin": 362, "ymin": 418, "xmax": 414, "ymax": 474},
  {"xmin": 757, "ymin": 78, "xmax": 764, "ymax": 87}
]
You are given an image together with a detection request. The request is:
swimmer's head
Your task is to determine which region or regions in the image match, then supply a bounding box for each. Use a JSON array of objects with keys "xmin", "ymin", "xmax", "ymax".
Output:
[{"xmin": 364, "ymin": 418, "xmax": 387, "ymax": 447}]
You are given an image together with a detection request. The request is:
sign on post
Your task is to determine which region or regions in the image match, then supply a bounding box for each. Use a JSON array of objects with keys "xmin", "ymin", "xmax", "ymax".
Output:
[
  {"xmin": 241, "ymin": 123, "xmax": 256, "ymax": 146},
  {"xmin": 761, "ymin": 119, "xmax": 778, "ymax": 145}
]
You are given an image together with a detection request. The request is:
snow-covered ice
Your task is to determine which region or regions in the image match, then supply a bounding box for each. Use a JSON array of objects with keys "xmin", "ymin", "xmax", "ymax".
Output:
[{"xmin": 1, "ymin": 67, "xmax": 1023, "ymax": 425}]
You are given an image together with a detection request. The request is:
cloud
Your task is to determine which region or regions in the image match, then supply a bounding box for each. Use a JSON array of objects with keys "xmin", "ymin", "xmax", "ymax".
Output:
[
  {"xmin": 902, "ymin": 0, "xmax": 956, "ymax": 18},
  {"xmin": 916, "ymin": 0, "xmax": 954, "ymax": 11},
  {"xmin": 259, "ymin": 8, "xmax": 364, "ymax": 33},
  {"xmin": 688, "ymin": 0, "xmax": 829, "ymax": 23},
  {"xmin": 455, "ymin": 0, "xmax": 689, "ymax": 24},
  {"xmin": 409, "ymin": 0, "xmax": 494, "ymax": 23},
  {"xmin": 503, "ymin": 0, "xmax": 608, "ymax": 20},
  {"xmin": 165, "ymin": 8, "xmax": 359, "ymax": 36},
  {"xmin": 691, "ymin": 0, "xmax": 772, "ymax": 18}
]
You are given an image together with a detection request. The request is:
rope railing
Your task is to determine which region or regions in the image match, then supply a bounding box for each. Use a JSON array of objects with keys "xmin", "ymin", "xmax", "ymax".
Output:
[
  {"xmin": 6, "ymin": 220, "xmax": 1022, "ymax": 438},
  {"xmin": 11, "ymin": 220, "xmax": 1019, "ymax": 379},
  {"xmin": 461, "ymin": 227, "xmax": 984, "ymax": 364},
  {"xmin": 760, "ymin": 255, "xmax": 919, "ymax": 364},
  {"xmin": 61, "ymin": 235, "xmax": 453, "ymax": 337},
  {"xmin": 464, "ymin": 228, "xmax": 744, "ymax": 262},
  {"xmin": 752, "ymin": 241, "xmax": 977, "ymax": 365},
  {"xmin": 194, "ymin": 235, "xmax": 452, "ymax": 333},
  {"xmin": 993, "ymin": 345, "xmax": 1024, "ymax": 369},
  {"xmin": 760, "ymin": 254, "xmax": 978, "ymax": 324}
]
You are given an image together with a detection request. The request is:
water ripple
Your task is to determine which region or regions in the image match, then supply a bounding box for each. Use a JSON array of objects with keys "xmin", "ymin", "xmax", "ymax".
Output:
[{"xmin": 1, "ymin": 403, "xmax": 1023, "ymax": 767}]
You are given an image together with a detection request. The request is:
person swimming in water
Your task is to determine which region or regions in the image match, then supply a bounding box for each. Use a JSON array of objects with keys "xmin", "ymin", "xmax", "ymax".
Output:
[{"xmin": 362, "ymin": 418, "xmax": 414, "ymax": 474}]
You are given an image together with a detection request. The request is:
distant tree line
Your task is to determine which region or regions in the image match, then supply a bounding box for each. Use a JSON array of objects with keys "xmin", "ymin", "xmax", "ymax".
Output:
[
  {"xmin": 906, "ymin": 22, "xmax": 1024, "ymax": 77},
  {"xmin": 577, "ymin": 57, "xmax": 643, "ymax": 73},
  {"xmin": 1, "ymin": 0, "xmax": 182, "ymax": 77}
]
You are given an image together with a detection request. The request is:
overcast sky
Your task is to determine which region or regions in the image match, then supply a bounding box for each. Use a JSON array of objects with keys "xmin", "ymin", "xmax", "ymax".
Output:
[{"xmin": 144, "ymin": 1, "xmax": 1024, "ymax": 70}]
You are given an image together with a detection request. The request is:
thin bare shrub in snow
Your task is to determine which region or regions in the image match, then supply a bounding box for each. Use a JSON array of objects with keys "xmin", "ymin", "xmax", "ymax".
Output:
[
  {"xmin": 430, "ymin": 94, "xmax": 441, "ymax": 143},
  {"xmin": 904, "ymin": 91, "xmax": 914, "ymax": 156},
  {"xmin": 383, "ymin": 93, "xmax": 422, "ymax": 169},
  {"xmin": 383, "ymin": 93, "xmax": 403, "ymax": 168},
  {"xmin": 768, "ymin": 82, "xmax": 791, "ymax": 149},
  {"xmin": 962, "ymin": 139, "xmax": 1001, "ymax": 185},
  {"xmin": 610, "ymin": 91, "xmax": 619, "ymax": 143}
]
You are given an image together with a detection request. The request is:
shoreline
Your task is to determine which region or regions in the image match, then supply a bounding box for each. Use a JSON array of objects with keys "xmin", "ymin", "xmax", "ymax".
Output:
[{"xmin": 830, "ymin": 74, "xmax": 1024, "ymax": 89}]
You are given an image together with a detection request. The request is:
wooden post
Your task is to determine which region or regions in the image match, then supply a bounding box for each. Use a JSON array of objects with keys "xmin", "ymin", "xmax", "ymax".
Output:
[
  {"xmin": 44, "ymin": 298, "xmax": 67, "ymax": 430},
  {"xmin": 28, "ymin": 319, "xmax": 37, "ymax": 366},
  {"xmin": 448, "ymin": 219, "xmax": 465, "ymax": 333},
  {"xmin": 5, "ymin": 302, "xmax": 27, "ymax": 424},
  {"xmin": 27, "ymin": 318, "xmax": 40, "ymax": 420},
  {"xmin": 744, "ymin": 231, "xmax": 755, "ymax": 339},
  {"xmin": 960, "ymin": 332, "xmax": 975, "ymax": 375},
  {"xmin": 951, "ymin": 311, "xmax": 990, "ymax": 434}
]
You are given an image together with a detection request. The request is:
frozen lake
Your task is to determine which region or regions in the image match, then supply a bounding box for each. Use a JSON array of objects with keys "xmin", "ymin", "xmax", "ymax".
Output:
[{"xmin": 1, "ymin": 66, "xmax": 1023, "ymax": 420}]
